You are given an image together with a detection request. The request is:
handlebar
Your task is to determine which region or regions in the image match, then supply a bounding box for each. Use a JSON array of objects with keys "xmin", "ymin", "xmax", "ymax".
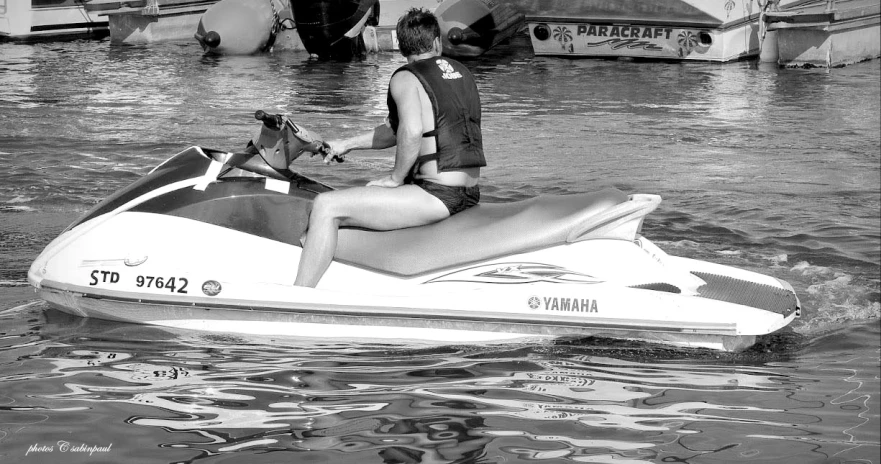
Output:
[
  {"xmin": 252, "ymin": 110, "xmax": 343, "ymax": 163},
  {"xmin": 255, "ymin": 110, "xmax": 283, "ymax": 130}
]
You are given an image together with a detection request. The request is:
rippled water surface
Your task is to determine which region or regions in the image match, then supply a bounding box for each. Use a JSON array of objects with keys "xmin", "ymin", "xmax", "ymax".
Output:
[{"xmin": 1, "ymin": 36, "xmax": 879, "ymax": 463}]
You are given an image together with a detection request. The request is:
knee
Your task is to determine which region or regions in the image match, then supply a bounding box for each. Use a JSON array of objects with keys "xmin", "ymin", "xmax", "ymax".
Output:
[{"xmin": 309, "ymin": 192, "xmax": 342, "ymax": 222}]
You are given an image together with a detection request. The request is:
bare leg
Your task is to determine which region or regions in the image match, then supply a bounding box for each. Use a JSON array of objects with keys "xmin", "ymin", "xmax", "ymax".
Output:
[
  {"xmin": 293, "ymin": 198, "xmax": 341, "ymax": 288},
  {"xmin": 294, "ymin": 185, "xmax": 449, "ymax": 287}
]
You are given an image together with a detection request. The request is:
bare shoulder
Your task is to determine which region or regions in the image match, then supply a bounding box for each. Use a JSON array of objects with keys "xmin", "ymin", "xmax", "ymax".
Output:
[
  {"xmin": 389, "ymin": 71, "xmax": 424, "ymax": 105},
  {"xmin": 390, "ymin": 70, "xmax": 420, "ymax": 93}
]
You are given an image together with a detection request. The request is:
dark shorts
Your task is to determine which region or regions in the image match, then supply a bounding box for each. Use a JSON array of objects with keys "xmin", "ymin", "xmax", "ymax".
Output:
[{"xmin": 413, "ymin": 179, "xmax": 480, "ymax": 215}]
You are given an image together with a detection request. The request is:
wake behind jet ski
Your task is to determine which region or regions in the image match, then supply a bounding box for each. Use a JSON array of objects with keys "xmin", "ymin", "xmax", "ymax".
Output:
[{"xmin": 28, "ymin": 111, "xmax": 801, "ymax": 352}]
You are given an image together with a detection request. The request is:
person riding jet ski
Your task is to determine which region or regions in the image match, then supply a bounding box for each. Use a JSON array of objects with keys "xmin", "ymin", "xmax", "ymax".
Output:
[{"xmin": 295, "ymin": 7, "xmax": 486, "ymax": 287}]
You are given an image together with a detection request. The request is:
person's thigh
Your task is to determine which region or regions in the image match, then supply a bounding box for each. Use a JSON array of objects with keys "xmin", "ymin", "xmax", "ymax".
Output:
[{"xmin": 316, "ymin": 185, "xmax": 450, "ymax": 231}]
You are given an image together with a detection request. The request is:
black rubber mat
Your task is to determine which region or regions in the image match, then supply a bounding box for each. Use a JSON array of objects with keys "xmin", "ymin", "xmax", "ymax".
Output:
[{"xmin": 693, "ymin": 271, "xmax": 799, "ymax": 317}]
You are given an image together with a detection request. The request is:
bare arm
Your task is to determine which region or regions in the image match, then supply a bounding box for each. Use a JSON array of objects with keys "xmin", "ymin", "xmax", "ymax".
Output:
[
  {"xmin": 324, "ymin": 123, "xmax": 396, "ymax": 162},
  {"xmin": 371, "ymin": 71, "xmax": 424, "ymax": 187}
]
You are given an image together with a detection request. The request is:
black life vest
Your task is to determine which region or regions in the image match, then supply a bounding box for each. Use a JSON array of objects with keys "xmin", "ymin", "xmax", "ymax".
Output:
[{"xmin": 387, "ymin": 57, "xmax": 486, "ymax": 172}]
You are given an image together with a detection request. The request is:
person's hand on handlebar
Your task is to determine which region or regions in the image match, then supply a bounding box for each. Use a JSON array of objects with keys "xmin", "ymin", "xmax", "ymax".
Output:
[{"xmin": 317, "ymin": 139, "xmax": 349, "ymax": 165}]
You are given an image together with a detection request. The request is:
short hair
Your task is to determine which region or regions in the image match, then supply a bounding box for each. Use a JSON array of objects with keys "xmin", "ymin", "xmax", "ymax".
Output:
[{"xmin": 396, "ymin": 8, "xmax": 440, "ymax": 57}]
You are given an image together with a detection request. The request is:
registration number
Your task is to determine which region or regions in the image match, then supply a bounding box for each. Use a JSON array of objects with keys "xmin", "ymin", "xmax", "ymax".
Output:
[
  {"xmin": 136, "ymin": 275, "xmax": 189, "ymax": 294},
  {"xmin": 89, "ymin": 270, "xmax": 190, "ymax": 294}
]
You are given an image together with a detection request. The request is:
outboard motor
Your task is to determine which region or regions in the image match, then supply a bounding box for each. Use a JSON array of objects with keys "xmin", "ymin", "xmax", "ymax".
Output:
[{"xmin": 291, "ymin": 0, "xmax": 379, "ymax": 60}]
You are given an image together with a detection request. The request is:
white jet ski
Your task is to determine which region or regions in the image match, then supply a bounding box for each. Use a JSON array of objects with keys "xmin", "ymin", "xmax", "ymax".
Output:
[{"xmin": 28, "ymin": 111, "xmax": 801, "ymax": 352}]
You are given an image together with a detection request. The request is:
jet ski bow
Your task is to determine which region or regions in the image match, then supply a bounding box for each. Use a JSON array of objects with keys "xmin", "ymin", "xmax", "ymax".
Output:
[{"xmin": 28, "ymin": 112, "xmax": 801, "ymax": 352}]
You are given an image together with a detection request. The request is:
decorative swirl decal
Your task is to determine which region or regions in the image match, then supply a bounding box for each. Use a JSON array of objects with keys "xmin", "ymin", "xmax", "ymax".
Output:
[
  {"xmin": 588, "ymin": 38, "xmax": 665, "ymax": 51},
  {"xmin": 425, "ymin": 263, "xmax": 601, "ymax": 284}
]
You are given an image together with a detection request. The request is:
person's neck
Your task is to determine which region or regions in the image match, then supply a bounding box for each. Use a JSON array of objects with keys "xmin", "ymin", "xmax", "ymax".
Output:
[{"xmin": 407, "ymin": 50, "xmax": 439, "ymax": 64}]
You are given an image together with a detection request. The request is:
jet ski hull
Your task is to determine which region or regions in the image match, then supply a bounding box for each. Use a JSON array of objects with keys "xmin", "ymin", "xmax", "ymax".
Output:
[
  {"xmin": 35, "ymin": 257, "xmax": 798, "ymax": 351},
  {"xmin": 38, "ymin": 280, "xmax": 788, "ymax": 351},
  {"xmin": 29, "ymin": 195, "xmax": 798, "ymax": 351},
  {"xmin": 28, "ymin": 123, "xmax": 800, "ymax": 352}
]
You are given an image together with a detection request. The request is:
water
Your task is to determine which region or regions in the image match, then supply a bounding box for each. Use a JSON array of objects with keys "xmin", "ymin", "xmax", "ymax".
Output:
[{"xmin": 1, "ymin": 36, "xmax": 879, "ymax": 463}]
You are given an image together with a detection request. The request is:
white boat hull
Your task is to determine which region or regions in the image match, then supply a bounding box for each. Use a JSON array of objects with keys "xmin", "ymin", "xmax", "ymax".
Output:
[
  {"xmin": 765, "ymin": 0, "xmax": 880, "ymax": 67},
  {"xmin": 528, "ymin": 20, "xmax": 759, "ymax": 61},
  {"xmin": 0, "ymin": 0, "xmax": 108, "ymax": 40},
  {"xmin": 522, "ymin": 0, "xmax": 805, "ymax": 62},
  {"xmin": 84, "ymin": 0, "xmax": 218, "ymax": 44}
]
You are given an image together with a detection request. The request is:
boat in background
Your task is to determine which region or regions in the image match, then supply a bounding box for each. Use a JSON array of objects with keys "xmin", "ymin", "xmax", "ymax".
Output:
[
  {"xmin": 0, "ymin": 0, "xmax": 108, "ymax": 41},
  {"xmin": 360, "ymin": 0, "xmax": 526, "ymax": 58},
  {"xmin": 359, "ymin": 0, "xmax": 438, "ymax": 52},
  {"xmin": 524, "ymin": 0, "xmax": 802, "ymax": 62},
  {"xmin": 290, "ymin": 0, "xmax": 378, "ymax": 59},
  {"xmin": 192, "ymin": 0, "xmax": 523, "ymax": 59},
  {"xmin": 763, "ymin": 0, "xmax": 879, "ymax": 67},
  {"xmin": 195, "ymin": 0, "xmax": 424, "ymax": 56},
  {"xmin": 83, "ymin": 0, "xmax": 218, "ymax": 44}
]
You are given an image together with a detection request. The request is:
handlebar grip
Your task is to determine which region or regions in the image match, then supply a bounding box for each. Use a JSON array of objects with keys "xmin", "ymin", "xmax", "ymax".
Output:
[
  {"xmin": 303, "ymin": 141, "xmax": 344, "ymax": 163},
  {"xmin": 254, "ymin": 110, "xmax": 282, "ymax": 130}
]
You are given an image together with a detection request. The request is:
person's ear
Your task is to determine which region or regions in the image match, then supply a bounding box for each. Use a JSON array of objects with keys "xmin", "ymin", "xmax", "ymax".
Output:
[{"xmin": 434, "ymin": 37, "xmax": 442, "ymax": 54}]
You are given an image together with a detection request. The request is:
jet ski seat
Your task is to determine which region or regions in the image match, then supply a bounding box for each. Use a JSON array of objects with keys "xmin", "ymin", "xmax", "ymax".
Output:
[{"xmin": 335, "ymin": 188, "xmax": 661, "ymax": 277}]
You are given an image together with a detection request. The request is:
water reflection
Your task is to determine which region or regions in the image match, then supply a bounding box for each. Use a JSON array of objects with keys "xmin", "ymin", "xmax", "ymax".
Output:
[
  {"xmin": 1, "ymin": 37, "xmax": 878, "ymax": 463},
  {"xmin": 0, "ymin": 307, "xmax": 876, "ymax": 462}
]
